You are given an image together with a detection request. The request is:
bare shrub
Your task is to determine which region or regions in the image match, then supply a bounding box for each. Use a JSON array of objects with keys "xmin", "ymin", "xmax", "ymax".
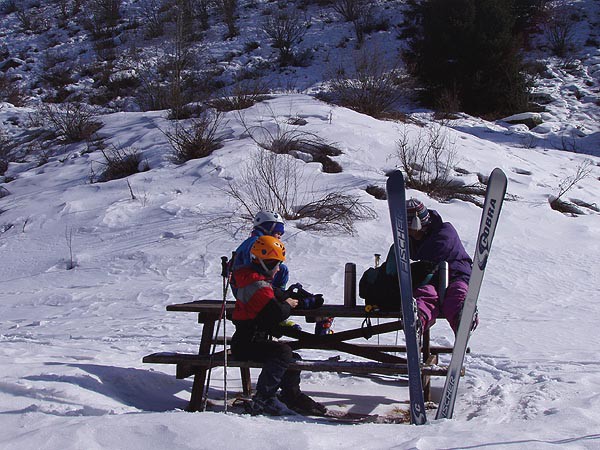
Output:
[
  {"xmin": 549, "ymin": 160, "xmax": 592, "ymax": 214},
  {"xmin": 332, "ymin": 0, "xmax": 372, "ymax": 46},
  {"xmin": 323, "ymin": 46, "xmax": 408, "ymax": 118},
  {"xmin": 0, "ymin": 74, "xmax": 27, "ymax": 106},
  {"xmin": 140, "ymin": 0, "xmax": 165, "ymax": 38},
  {"xmin": 97, "ymin": 145, "xmax": 147, "ymax": 182},
  {"xmin": 262, "ymin": 8, "xmax": 308, "ymax": 67},
  {"xmin": 15, "ymin": 6, "xmax": 50, "ymax": 33},
  {"xmin": 434, "ymin": 86, "xmax": 462, "ymax": 119},
  {"xmin": 208, "ymin": 81, "xmax": 271, "ymax": 112},
  {"xmin": 38, "ymin": 103, "xmax": 102, "ymax": 142},
  {"xmin": 85, "ymin": 0, "xmax": 122, "ymax": 40},
  {"xmin": 394, "ymin": 124, "xmax": 488, "ymax": 204},
  {"xmin": 57, "ymin": 0, "xmax": 83, "ymax": 21},
  {"xmin": 239, "ymin": 110, "xmax": 343, "ymax": 173},
  {"xmin": 225, "ymin": 149, "xmax": 375, "ymax": 233},
  {"xmin": 131, "ymin": 49, "xmax": 172, "ymax": 111},
  {"xmin": 217, "ymin": 0, "xmax": 239, "ymax": 38},
  {"xmin": 1, "ymin": 1, "xmax": 17, "ymax": 14},
  {"xmin": 543, "ymin": 3, "xmax": 577, "ymax": 58},
  {"xmin": 0, "ymin": 128, "xmax": 11, "ymax": 175},
  {"xmin": 38, "ymin": 103, "xmax": 103, "ymax": 143},
  {"xmin": 164, "ymin": 110, "xmax": 226, "ymax": 163},
  {"xmin": 41, "ymin": 51, "xmax": 76, "ymax": 89},
  {"xmin": 332, "ymin": 0, "xmax": 363, "ymax": 22},
  {"xmin": 366, "ymin": 184, "xmax": 386, "ymax": 200}
]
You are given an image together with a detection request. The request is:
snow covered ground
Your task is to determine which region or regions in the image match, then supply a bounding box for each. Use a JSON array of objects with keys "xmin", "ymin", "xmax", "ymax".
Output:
[
  {"xmin": 1, "ymin": 92, "xmax": 599, "ymax": 449},
  {"xmin": 1, "ymin": 0, "xmax": 600, "ymax": 448}
]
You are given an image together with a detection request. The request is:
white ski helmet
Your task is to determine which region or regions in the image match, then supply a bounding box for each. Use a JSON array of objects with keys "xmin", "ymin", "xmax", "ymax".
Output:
[
  {"xmin": 253, "ymin": 210, "xmax": 284, "ymax": 227},
  {"xmin": 253, "ymin": 210, "xmax": 285, "ymax": 235}
]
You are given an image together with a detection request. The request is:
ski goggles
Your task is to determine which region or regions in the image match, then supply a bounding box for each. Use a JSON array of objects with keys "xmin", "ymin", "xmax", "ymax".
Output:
[
  {"xmin": 259, "ymin": 259, "xmax": 281, "ymax": 272},
  {"xmin": 259, "ymin": 221, "xmax": 285, "ymax": 236}
]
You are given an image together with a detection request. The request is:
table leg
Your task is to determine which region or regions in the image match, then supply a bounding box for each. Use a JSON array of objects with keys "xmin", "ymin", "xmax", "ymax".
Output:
[
  {"xmin": 422, "ymin": 328, "xmax": 432, "ymax": 401},
  {"xmin": 187, "ymin": 314, "xmax": 216, "ymax": 412},
  {"xmin": 240, "ymin": 368, "xmax": 252, "ymax": 396}
]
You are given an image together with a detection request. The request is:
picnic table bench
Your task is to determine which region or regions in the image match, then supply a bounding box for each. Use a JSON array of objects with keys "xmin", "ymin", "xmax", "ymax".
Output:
[{"xmin": 143, "ymin": 300, "xmax": 461, "ymax": 412}]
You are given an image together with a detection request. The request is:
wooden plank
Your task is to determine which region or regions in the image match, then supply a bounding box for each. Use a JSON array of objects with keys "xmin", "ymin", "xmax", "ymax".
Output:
[
  {"xmin": 211, "ymin": 336, "xmax": 459, "ymax": 355},
  {"xmin": 166, "ymin": 300, "xmax": 403, "ymax": 319},
  {"xmin": 142, "ymin": 352, "xmax": 450, "ymax": 376}
]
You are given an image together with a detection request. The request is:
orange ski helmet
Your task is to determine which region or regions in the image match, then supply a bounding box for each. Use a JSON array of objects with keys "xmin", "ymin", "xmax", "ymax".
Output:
[{"xmin": 250, "ymin": 235, "xmax": 286, "ymax": 262}]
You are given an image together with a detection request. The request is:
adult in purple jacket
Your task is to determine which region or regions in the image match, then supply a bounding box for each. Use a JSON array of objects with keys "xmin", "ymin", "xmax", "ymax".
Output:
[{"xmin": 406, "ymin": 198, "xmax": 475, "ymax": 333}]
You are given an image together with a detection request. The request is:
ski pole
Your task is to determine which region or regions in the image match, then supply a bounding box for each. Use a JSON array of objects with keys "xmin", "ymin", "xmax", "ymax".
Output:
[
  {"xmin": 374, "ymin": 254, "xmax": 381, "ymax": 344},
  {"xmin": 201, "ymin": 252, "xmax": 236, "ymax": 412}
]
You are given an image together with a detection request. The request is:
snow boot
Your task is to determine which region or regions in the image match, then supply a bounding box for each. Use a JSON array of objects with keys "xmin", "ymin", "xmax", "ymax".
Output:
[
  {"xmin": 280, "ymin": 392, "xmax": 327, "ymax": 415},
  {"xmin": 244, "ymin": 393, "xmax": 297, "ymax": 416}
]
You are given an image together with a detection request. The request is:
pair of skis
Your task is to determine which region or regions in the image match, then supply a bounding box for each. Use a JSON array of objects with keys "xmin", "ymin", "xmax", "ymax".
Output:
[{"xmin": 386, "ymin": 168, "xmax": 507, "ymax": 424}]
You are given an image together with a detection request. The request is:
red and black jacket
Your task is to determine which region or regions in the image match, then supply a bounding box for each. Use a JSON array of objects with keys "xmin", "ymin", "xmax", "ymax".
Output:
[{"xmin": 232, "ymin": 266, "xmax": 291, "ymax": 334}]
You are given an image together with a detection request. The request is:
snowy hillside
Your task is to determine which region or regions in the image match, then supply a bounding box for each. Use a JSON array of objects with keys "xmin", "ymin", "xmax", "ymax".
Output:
[
  {"xmin": 1, "ymin": 92, "xmax": 599, "ymax": 449},
  {"xmin": 1, "ymin": 0, "xmax": 600, "ymax": 449}
]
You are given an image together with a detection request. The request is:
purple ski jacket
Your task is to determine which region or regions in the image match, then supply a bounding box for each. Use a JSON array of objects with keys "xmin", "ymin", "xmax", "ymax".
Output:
[{"xmin": 408, "ymin": 210, "xmax": 472, "ymax": 284}]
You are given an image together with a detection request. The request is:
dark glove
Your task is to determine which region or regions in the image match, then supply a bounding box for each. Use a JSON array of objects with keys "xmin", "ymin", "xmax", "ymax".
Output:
[
  {"xmin": 411, "ymin": 260, "xmax": 437, "ymax": 287},
  {"xmin": 298, "ymin": 294, "xmax": 324, "ymax": 309},
  {"xmin": 286, "ymin": 283, "xmax": 325, "ymax": 309}
]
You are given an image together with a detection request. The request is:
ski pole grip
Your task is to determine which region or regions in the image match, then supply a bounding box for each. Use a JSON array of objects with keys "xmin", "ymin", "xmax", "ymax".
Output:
[
  {"xmin": 221, "ymin": 256, "xmax": 228, "ymax": 278},
  {"xmin": 344, "ymin": 262, "xmax": 356, "ymax": 307}
]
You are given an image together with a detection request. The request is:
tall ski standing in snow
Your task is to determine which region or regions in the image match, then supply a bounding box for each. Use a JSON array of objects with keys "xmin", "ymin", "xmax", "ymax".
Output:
[
  {"xmin": 386, "ymin": 170, "xmax": 427, "ymax": 425},
  {"xmin": 436, "ymin": 168, "xmax": 507, "ymax": 420}
]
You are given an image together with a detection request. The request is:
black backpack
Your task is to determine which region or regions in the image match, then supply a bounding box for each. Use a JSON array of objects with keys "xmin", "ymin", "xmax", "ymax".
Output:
[
  {"xmin": 358, "ymin": 260, "xmax": 401, "ymax": 311},
  {"xmin": 358, "ymin": 246, "xmax": 438, "ymax": 312}
]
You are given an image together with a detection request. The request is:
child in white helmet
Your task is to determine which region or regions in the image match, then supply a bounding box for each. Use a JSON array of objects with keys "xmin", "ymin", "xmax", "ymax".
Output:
[{"xmin": 232, "ymin": 210, "xmax": 289, "ymax": 290}]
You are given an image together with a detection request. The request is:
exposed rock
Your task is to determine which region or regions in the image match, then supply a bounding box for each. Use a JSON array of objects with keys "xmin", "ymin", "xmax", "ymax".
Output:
[
  {"xmin": 0, "ymin": 57, "xmax": 24, "ymax": 72},
  {"xmin": 501, "ymin": 112, "xmax": 543, "ymax": 130}
]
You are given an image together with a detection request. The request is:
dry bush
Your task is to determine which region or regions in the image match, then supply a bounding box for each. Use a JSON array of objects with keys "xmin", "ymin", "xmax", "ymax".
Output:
[
  {"xmin": 0, "ymin": 128, "xmax": 10, "ymax": 175},
  {"xmin": 395, "ymin": 124, "xmax": 487, "ymax": 204},
  {"xmin": 217, "ymin": 0, "xmax": 239, "ymax": 38},
  {"xmin": 15, "ymin": 6, "xmax": 51, "ymax": 33},
  {"xmin": 1, "ymin": 1, "xmax": 17, "ymax": 14},
  {"xmin": 396, "ymin": 124, "xmax": 455, "ymax": 193},
  {"xmin": 261, "ymin": 7, "xmax": 308, "ymax": 66},
  {"xmin": 549, "ymin": 160, "xmax": 592, "ymax": 214},
  {"xmin": 332, "ymin": 0, "xmax": 374, "ymax": 46},
  {"xmin": 225, "ymin": 149, "xmax": 375, "ymax": 234},
  {"xmin": 97, "ymin": 145, "xmax": 147, "ymax": 182},
  {"xmin": 85, "ymin": 0, "xmax": 122, "ymax": 40},
  {"xmin": 366, "ymin": 184, "xmax": 386, "ymax": 200},
  {"xmin": 323, "ymin": 46, "xmax": 408, "ymax": 118},
  {"xmin": 208, "ymin": 81, "xmax": 271, "ymax": 112},
  {"xmin": 164, "ymin": 109, "xmax": 226, "ymax": 163},
  {"xmin": 0, "ymin": 74, "xmax": 27, "ymax": 107},
  {"xmin": 37, "ymin": 103, "xmax": 103, "ymax": 143},
  {"xmin": 239, "ymin": 110, "xmax": 343, "ymax": 173},
  {"xmin": 139, "ymin": 0, "xmax": 165, "ymax": 38},
  {"xmin": 332, "ymin": 0, "xmax": 363, "ymax": 22},
  {"xmin": 543, "ymin": 3, "xmax": 577, "ymax": 58}
]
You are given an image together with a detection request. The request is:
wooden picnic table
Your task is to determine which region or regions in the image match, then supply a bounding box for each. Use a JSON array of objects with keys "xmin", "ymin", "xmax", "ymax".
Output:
[{"xmin": 143, "ymin": 300, "xmax": 456, "ymax": 412}]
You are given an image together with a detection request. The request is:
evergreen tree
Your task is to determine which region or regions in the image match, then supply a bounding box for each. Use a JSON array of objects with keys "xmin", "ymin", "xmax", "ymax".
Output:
[{"xmin": 406, "ymin": 0, "xmax": 530, "ymax": 116}]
